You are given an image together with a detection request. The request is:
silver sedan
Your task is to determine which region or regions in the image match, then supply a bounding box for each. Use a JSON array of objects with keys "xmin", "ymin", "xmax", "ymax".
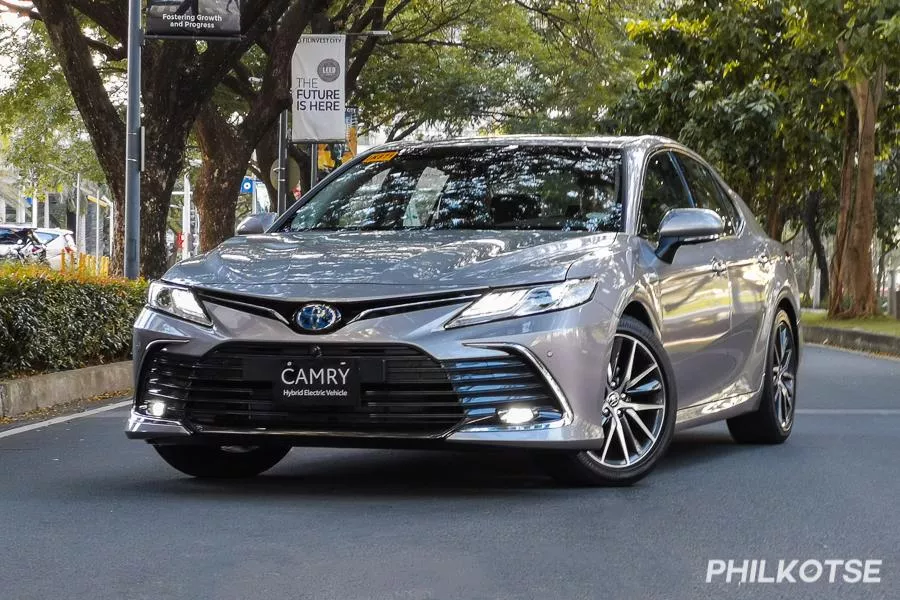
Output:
[{"xmin": 127, "ymin": 136, "xmax": 801, "ymax": 486}]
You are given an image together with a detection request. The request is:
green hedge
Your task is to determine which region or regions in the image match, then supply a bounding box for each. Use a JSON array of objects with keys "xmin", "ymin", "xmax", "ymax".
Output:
[{"xmin": 0, "ymin": 264, "xmax": 148, "ymax": 380}]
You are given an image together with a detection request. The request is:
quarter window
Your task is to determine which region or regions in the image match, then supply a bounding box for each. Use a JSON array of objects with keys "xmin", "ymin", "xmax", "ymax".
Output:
[{"xmin": 639, "ymin": 152, "xmax": 692, "ymax": 240}]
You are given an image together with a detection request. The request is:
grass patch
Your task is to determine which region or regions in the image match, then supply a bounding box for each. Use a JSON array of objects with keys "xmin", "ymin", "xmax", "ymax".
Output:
[{"xmin": 802, "ymin": 311, "xmax": 900, "ymax": 338}]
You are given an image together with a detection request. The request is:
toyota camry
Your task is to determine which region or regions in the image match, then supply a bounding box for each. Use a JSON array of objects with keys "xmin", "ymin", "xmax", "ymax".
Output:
[{"xmin": 127, "ymin": 136, "xmax": 801, "ymax": 486}]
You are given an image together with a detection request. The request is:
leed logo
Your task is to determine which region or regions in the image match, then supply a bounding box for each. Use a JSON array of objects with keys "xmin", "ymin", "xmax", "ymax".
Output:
[{"xmin": 317, "ymin": 58, "xmax": 341, "ymax": 83}]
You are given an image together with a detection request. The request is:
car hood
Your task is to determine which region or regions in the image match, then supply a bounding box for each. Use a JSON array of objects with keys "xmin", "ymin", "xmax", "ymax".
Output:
[{"xmin": 165, "ymin": 230, "xmax": 618, "ymax": 298}]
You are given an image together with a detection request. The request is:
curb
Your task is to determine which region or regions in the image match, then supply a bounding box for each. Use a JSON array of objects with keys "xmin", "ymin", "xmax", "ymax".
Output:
[
  {"xmin": 0, "ymin": 361, "xmax": 132, "ymax": 418},
  {"xmin": 803, "ymin": 325, "xmax": 900, "ymax": 357}
]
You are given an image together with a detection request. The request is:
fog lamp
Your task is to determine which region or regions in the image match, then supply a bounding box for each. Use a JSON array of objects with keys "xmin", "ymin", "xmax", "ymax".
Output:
[
  {"xmin": 498, "ymin": 407, "xmax": 538, "ymax": 425},
  {"xmin": 147, "ymin": 400, "xmax": 167, "ymax": 418}
]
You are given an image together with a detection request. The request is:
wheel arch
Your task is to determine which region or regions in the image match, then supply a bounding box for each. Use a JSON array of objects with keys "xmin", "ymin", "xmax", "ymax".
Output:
[{"xmin": 618, "ymin": 294, "xmax": 662, "ymax": 340}]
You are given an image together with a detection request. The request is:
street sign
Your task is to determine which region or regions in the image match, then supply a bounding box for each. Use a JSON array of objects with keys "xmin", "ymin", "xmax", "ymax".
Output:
[
  {"xmin": 291, "ymin": 35, "xmax": 346, "ymax": 142},
  {"xmin": 240, "ymin": 176, "xmax": 255, "ymax": 194},
  {"xmin": 145, "ymin": 0, "xmax": 242, "ymax": 39},
  {"xmin": 269, "ymin": 158, "xmax": 301, "ymax": 191}
]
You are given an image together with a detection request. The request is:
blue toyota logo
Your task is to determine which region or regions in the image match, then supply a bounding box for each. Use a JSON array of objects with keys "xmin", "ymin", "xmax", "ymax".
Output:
[{"xmin": 295, "ymin": 303, "xmax": 341, "ymax": 332}]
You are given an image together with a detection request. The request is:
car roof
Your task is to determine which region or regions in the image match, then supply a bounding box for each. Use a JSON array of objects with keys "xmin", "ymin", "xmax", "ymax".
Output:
[
  {"xmin": 373, "ymin": 134, "xmax": 682, "ymax": 152},
  {"xmin": 0, "ymin": 225, "xmax": 73, "ymax": 234}
]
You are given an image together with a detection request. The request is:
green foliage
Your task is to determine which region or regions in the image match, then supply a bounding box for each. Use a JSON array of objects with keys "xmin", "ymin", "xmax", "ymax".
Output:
[
  {"xmin": 614, "ymin": 0, "xmax": 844, "ymax": 238},
  {"xmin": 354, "ymin": 0, "xmax": 652, "ymax": 138},
  {"xmin": 0, "ymin": 264, "xmax": 147, "ymax": 379},
  {"xmin": 0, "ymin": 19, "xmax": 104, "ymax": 187}
]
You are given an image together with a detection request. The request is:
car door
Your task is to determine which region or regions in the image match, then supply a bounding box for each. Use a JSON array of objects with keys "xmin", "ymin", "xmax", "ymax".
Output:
[
  {"xmin": 675, "ymin": 153, "xmax": 767, "ymax": 397},
  {"xmin": 637, "ymin": 151, "xmax": 733, "ymax": 408}
]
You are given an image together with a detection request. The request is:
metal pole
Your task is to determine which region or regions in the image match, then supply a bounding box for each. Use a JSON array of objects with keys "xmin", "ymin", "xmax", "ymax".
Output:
[
  {"xmin": 75, "ymin": 173, "xmax": 81, "ymax": 247},
  {"xmin": 31, "ymin": 189, "xmax": 38, "ymax": 227},
  {"xmin": 15, "ymin": 185, "xmax": 25, "ymax": 223},
  {"xmin": 0, "ymin": 195, "xmax": 5, "ymax": 223},
  {"xmin": 310, "ymin": 143, "xmax": 318, "ymax": 191},
  {"xmin": 44, "ymin": 191, "xmax": 50, "ymax": 228},
  {"xmin": 182, "ymin": 175, "xmax": 192, "ymax": 261},
  {"xmin": 108, "ymin": 198, "xmax": 115, "ymax": 266},
  {"xmin": 890, "ymin": 267, "xmax": 897, "ymax": 319},
  {"xmin": 276, "ymin": 110, "xmax": 288, "ymax": 214},
  {"xmin": 124, "ymin": 0, "xmax": 142, "ymax": 279},
  {"xmin": 95, "ymin": 196, "xmax": 101, "ymax": 270},
  {"xmin": 251, "ymin": 178, "xmax": 259, "ymax": 214}
]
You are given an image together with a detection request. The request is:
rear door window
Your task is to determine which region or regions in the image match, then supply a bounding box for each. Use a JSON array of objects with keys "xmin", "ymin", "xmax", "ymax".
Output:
[
  {"xmin": 675, "ymin": 155, "xmax": 739, "ymax": 235},
  {"xmin": 35, "ymin": 232, "xmax": 60, "ymax": 244}
]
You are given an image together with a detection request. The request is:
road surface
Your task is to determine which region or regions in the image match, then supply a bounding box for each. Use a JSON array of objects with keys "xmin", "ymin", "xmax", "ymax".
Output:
[{"xmin": 1, "ymin": 345, "xmax": 897, "ymax": 600}]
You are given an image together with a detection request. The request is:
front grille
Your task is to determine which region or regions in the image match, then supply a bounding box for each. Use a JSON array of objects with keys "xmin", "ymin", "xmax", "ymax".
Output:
[
  {"xmin": 138, "ymin": 343, "xmax": 564, "ymax": 436},
  {"xmin": 194, "ymin": 288, "xmax": 482, "ymax": 333},
  {"xmin": 140, "ymin": 344, "xmax": 464, "ymax": 435}
]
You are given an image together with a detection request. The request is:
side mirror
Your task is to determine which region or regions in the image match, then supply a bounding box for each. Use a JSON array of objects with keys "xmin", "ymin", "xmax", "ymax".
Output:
[
  {"xmin": 236, "ymin": 212, "xmax": 278, "ymax": 236},
  {"xmin": 655, "ymin": 208, "xmax": 724, "ymax": 263}
]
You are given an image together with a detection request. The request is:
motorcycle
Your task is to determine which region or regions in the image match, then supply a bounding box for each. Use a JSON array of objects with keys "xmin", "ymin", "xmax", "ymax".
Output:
[{"xmin": 0, "ymin": 228, "xmax": 48, "ymax": 265}]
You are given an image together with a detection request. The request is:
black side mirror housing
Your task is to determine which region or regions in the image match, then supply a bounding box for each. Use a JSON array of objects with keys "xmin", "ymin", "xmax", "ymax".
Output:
[
  {"xmin": 655, "ymin": 208, "xmax": 725, "ymax": 262},
  {"xmin": 236, "ymin": 212, "xmax": 279, "ymax": 236}
]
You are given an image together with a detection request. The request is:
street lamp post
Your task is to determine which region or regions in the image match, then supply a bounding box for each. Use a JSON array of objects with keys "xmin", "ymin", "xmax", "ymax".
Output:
[{"xmin": 124, "ymin": 0, "xmax": 143, "ymax": 279}]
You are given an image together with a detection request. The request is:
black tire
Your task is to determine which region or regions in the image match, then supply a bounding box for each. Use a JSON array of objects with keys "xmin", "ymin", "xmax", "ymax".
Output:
[
  {"xmin": 538, "ymin": 315, "xmax": 678, "ymax": 487},
  {"xmin": 153, "ymin": 444, "xmax": 291, "ymax": 478},
  {"xmin": 727, "ymin": 309, "xmax": 796, "ymax": 444}
]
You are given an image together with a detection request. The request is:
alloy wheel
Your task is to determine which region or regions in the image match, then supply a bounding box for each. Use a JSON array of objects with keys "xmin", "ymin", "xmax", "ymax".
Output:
[
  {"xmin": 772, "ymin": 321, "xmax": 796, "ymax": 430},
  {"xmin": 587, "ymin": 333, "xmax": 667, "ymax": 469}
]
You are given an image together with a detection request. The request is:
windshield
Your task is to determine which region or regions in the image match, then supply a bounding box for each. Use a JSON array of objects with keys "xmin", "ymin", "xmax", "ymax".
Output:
[{"xmin": 281, "ymin": 145, "xmax": 623, "ymax": 233}]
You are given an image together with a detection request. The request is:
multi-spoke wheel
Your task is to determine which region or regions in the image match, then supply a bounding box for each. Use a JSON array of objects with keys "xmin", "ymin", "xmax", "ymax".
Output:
[
  {"xmin": 589, "ymin": 333, "xmax": 667, "ymax": 468},
  {"xmin": 539, "ymin": 315, "xmax": 677, "ymax": 486},
  {"xmin": 727, "ymin": 309, "xmax": 797, "ymax": 444}
]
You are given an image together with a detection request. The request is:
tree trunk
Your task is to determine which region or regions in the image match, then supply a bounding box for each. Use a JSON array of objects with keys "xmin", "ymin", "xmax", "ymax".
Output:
[
  {"xmin": 828, "ymin": 95, "xmax": 858, "ymax": 317},
  {"xmin": 831, "ymin": 73, "xmax": 884, "ymax": 317},
  {"xmin": 802, "ymin": 190, "xmax": 829, "ymax": 304},
  {"xmin": 193, "ymin": 160, "xmax": 249, "ymax": 251},
  {"xmin": 254, "ymin": 123, "xmax": 280, "ymax": 203},
  {"xmin": 194, "ymin": 104, "xmax": 252, "ymax": 252}
]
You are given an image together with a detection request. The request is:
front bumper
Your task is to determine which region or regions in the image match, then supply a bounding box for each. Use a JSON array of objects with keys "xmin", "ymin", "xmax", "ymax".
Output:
[{"xmin": 127, "ymin": 293, "xmax": 617, "ymax": 449}]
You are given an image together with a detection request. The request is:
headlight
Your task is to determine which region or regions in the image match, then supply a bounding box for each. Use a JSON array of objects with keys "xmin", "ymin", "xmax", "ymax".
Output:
[
  {"xmin": 445, "ymin": 279, "xmax": 596, "ymax": 328},
  {"xmin": 147, "ymin": 281, "xmax": 211, "ymax": 326}
]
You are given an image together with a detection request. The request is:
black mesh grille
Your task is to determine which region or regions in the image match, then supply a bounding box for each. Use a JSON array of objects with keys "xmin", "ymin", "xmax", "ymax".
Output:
[
  {"xmin": 140, "ymin": 344, "xmax": 464, "ymax": 435},
  {"xmin": 139, "ymin": 343, "xmax": 564, "ymax": 436}
]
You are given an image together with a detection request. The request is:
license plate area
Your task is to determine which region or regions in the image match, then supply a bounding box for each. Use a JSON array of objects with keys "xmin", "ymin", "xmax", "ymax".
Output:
[{"xmin": 273, "ymin": 358, "xmax": 360, "ymax": 407}]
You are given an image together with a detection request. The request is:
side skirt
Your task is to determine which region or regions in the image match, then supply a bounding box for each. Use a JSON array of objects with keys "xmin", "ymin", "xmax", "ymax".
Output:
[{"xmin": 674, "ymin": 390, "xmax": 762, "ymax": 431}]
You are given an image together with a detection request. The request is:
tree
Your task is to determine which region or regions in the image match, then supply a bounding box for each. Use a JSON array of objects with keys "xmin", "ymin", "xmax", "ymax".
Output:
[
  {"xmin": 786, "ymin": 0, "xmax": 900, "ymax": 316},
  {"xmin": 0, "ymin": 20, "xmax": 104, "ymax": 191},
  {"xmin": 615, "ymin": 0, "xmax": 842, "ymax": 247},
  {"xmin": 1, "ymin": 0, "xmax": 299, "ymax": 277}
]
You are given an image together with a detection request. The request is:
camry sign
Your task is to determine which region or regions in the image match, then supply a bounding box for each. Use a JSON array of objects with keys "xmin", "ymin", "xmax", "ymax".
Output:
[{"xmin": 291, "ymin": 35, "xmax": 347, "ymax": 142}]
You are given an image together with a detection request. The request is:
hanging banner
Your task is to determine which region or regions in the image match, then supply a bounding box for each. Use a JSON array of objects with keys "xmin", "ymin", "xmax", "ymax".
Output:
[
  {"xmin": 291, "ymin": 34, "xmax": 346, "ymax": 142},
  {"xmin": 145, "ymin": 0, "xmax": 242, "ymax": 38}
]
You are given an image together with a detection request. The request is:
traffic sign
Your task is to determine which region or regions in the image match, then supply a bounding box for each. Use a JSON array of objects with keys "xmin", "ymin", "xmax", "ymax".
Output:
[{"xmin": 240, "ymin": 177, "xmax": 255, "ymax": 195}]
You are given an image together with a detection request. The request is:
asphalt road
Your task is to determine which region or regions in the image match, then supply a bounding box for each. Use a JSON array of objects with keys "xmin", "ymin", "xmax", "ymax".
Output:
[{"xmin": 1, "ymin": 345, "xmax": 898, "ymax": 600}]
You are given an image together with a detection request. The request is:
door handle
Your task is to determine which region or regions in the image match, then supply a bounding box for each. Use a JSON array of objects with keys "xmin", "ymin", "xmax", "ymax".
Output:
[{"xmin": 710, "ymin": 258, "xmax": 727, "ymax": 276}]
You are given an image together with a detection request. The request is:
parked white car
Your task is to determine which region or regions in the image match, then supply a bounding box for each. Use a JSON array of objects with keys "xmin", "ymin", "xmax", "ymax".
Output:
[
  {"xmin": 0, "ymin": 225, "xmax": 76, "ymax": 269},
  {"xmin": 33, "ymin": 228, "xmax": 77, "ymax": 269}
]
